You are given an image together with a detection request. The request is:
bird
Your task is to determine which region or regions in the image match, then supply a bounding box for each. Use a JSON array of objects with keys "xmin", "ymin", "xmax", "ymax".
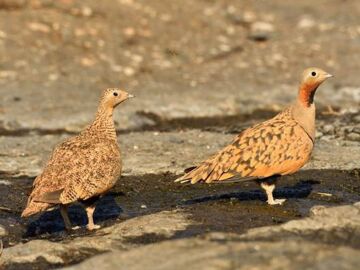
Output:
[
  {"xmin": 22, "ymin": 88, "xmax": 134, "ymax": 230},
  {"xmin": 176, "ymin": 68, "xmax": 333, "ymax": 205}
]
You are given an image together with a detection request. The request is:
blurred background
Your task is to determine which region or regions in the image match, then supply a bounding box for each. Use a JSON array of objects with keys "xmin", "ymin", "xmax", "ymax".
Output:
[{"xmin": 0, "ymin": 0, "xmax": 359, "ymax": 133}]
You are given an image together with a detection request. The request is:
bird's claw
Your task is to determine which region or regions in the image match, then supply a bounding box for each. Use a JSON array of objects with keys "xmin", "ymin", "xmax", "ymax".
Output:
[
  {"xmin": 87, "ymin": 224, "xmax": 101, "ymax": 231},
  {"xmin": 267, "ymin": 198, "xmax": 286, "ymax": 205}
]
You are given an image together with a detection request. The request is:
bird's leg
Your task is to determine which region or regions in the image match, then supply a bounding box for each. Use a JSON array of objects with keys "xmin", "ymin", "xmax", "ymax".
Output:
[
  {"xmin": 60, "ymin": 204, "xmax": 73, "ymax": 231},
  {"xmin": 85, "ymin": 205, "xmax": 100, "ymax": 231},
  {"xmin": 259, "ymin": 178, "xmax": 286, "ymax": 205}
]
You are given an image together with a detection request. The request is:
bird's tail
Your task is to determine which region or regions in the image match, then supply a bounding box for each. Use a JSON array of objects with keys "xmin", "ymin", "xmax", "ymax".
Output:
[
  {"xmin": 175, "ymin": 154, "xmax": 226, "ymax": 184},
  {"xmin": 175, "ymin": 151, "xmax": 257, "ymax": 184},
  {"xmin": 21, "ymin": 200, "xmax": 51, "ymax": 217}
]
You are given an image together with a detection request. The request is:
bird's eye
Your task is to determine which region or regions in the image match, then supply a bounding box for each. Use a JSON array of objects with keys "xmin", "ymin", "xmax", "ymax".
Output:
[
  {"xmin": 113, "ymin": 92, "xmax": 118, "ymax": 96},
  {"xmin": 311, "ymin": 71, "xmax": 317, "ymax": 76}
]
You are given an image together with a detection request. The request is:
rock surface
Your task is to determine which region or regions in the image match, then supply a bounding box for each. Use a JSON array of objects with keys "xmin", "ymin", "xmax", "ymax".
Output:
[
  {"xmin": 61, "ymin": 203, "xmax": 360, "ymax": 270},
  {"xmin": 1, "ymin": 211, "xmax": 191, "ymax": 266},
  {"xmin": 240, "ymin": 202, "xmax": 360, "ymax": 247},
  {"xmin": 2, "ymin": 203, "xmax": 360, "ymax": 269},
  {"xmin": 1, "ymin": 131, "xmax": 360, "ymax": 178},
  {"xmin": 62, "ymin": 239, "xmax": 360, "ymax": 270}
]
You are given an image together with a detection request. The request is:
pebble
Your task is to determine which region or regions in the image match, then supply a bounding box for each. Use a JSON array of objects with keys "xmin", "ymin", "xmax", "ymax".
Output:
[
  {"xmin": 0, "ymin": 70, "xmax": 17, "ymax": 80},
  {"xmin": 352, "ymin": 126, "xmax": 360, "ymax": 134},
  {"xmin": 80, "ymin": 57, "xmax": 96, "ymax": 67},
  {"xmin": 352, "ymin": 115, "xmax": 360, "ymax": 123},
  {"xmin": 322, "ymin": 124, "xmax": 335, "ymax": 134},
  {"xmin": 0, "ymin": 224, "xmax": 7, "ymax": 237},
  {"xmin": 249, "ymin": 22, "xmax": 274, "ymax": 41},
  {"xmin": 81, "ymin": 6, "xmax": 93, "ymax": 17},
  {"xmin": 28, "ymin": 22, "xmax": 51, "ymax": 33},
  {"xmin": 0, "ymin": 180, "xmax": 12, "ymax": 185},
  {"xmin": 297, "ymin": 17, "xmax": 315, "ymax": 29},
  {"xmin": 124, "ymin": 67, "xmax": 135, "ymax": 76},
  {"xmin": 346, "ymin": 132, "xmax": 360, "ymax": 141},
  {"xmin": 228, "ymin": 10, "xmax": 256, "ymax": 25},
  {"xmin": 315, "ymin": 131, "xmax": 323, "ymax": 138}
]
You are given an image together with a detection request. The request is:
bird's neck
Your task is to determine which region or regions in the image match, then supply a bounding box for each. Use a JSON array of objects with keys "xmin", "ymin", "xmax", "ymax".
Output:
[
  {"xmin": 297, "ymin": 83, "xmax": 318, "ymax": 108},
  {"xmin": 87, "ymin": 104, "xmax": 117, "ymax": 140},
  {"xmin": 291, "ymin": 88, "xmax": 316, "ymax": 141}
]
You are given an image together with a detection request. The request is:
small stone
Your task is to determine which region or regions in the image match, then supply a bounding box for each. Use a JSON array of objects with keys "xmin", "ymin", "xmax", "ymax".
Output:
[
  {"xmin": 322, "ymin": 124, "xmax": 334, "ymax": 134},
  {"xmin": 297, "ymin": 17, "xmax": 315, "ymax": 29},
  {"xmin": 190, "ymin": 80, "xmax": 197, "ymax": 87},
  {"xmin": 160, "ymin": 14, "xmax": 171, "ymax": 22},
  {"xmin": 228, "ymin": 10, "xmax": 256, "ymax": 25},
  {"xmin": 0, "ymin": 70, "xmax": 17, "ymax": 79},
  {"xmin": 0, "ymin": 30, "xmax": 7, "ymax": 39},
  {"xmin": 28, "ymin": 22, "xmax": 51, "ymax": 33},
  {"xmin": 346, "ymin": 132, "xmax": 360, "ymax": 141},
  {"xmin": 0, "ymin": 180, "xmax": 12, "ymax": 185},
  {"xmin": 123, "ymin": 67, "xmax": 135, "ymax": 76},
  {"xmin": 352, "ymin": 126, "xmax": 360, "ymax": 134},
  {"xmin": 111, "ymin": 65, "xmax": 122, "ymax": 72},
  {"xmin": 219, "ymin": 44, "xmax": 231, "ymax": 52},
  {"xmin": 123, "ymin": 27, "xmax": 136, "ymax": 37},
  {"xmin": 80, "ymin": 57, "xmax": 96, "ymax": 67},
  {"xmin": 318, "ymin": 23, "xmax": 334, "ymax": 32},
  {"xmin": 0, "ymin": 224, "xmax": 7, "ymax": 236},
  {"xmin": 48, "ymin": 74, "xmax": 59, "ymax": 81},
  {"xmin": 249, "ymin": 22, "xmax": 274, "ymax": 41},
  {"xmin": 315, "ymin": 131, "xmax": 323, "ymax": 138},
  {"xmin": 81, "ymin": 6, "xmax": 93, "ymax": 17},
  {"xmin": 74, "ymin": 28, "xmax": 86, "ymax": 37},
  {"xmin": 309, "ymin": 205, "xmax": 327, "ymax": 216}
]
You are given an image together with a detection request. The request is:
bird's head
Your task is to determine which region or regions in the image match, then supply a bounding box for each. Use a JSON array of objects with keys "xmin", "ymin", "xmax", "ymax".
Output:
[
  {"xmin": 297, "ymin": 67, "xmax": 333, "ymax": 106},
  {"xmin": 300, "ymin": 67, "xmax": 333, "ymax": 90},
  {"xmin": 101, "ymin": 88, "xmax": 134, "ymax": 108}
]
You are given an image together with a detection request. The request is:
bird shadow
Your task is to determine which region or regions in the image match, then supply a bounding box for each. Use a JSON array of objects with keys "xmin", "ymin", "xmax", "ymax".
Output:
[
  {"xmin": 181, "ymin": 180, "xmax": 320, "ymax": 206},
  {"xmin": 23, "ymin": 194, "xmax": 122, "ymax": 237}
]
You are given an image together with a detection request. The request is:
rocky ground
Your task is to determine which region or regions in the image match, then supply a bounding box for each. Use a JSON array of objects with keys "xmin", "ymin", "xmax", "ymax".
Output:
[{"xmin": 1, "ymin": 0, "xmax": 360, "ymax": 269}]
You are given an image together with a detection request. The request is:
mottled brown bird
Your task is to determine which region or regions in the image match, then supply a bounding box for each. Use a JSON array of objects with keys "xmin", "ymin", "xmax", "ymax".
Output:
[
  {"xmin": 22, "ymin": 88, "xmax": 133, "ymax": 230},
  {"xmin": 176, "ymin": 68, "xmax": 333, "ymax": 205}
]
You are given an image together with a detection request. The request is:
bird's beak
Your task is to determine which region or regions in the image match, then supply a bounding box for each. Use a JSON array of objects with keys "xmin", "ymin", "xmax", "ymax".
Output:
[
  {"xmin": 324, "ymin": 73, "xmax": 333, "ymax": 78},
  {"xmin": 127, "ymin": 94, "xmax": 135, "ymax": 99}
]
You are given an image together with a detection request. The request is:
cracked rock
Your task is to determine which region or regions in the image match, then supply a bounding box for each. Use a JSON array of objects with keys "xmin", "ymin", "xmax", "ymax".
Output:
[
  {"xmin": 61, "ymin": 238, "xmax": 360, "ymax": 270},
  {"xmin": 240, "ymin": 203, "xmax": 360, "ymax": 247},
  {"xmin": 0, "ymin": 210, "xmax": 191, "ymax": 267}
]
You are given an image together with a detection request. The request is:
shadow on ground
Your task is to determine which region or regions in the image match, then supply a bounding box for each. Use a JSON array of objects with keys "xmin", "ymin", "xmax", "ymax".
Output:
[{"xmin": 1, "ymin": 169, "xmax": 360, "ymax": 248}]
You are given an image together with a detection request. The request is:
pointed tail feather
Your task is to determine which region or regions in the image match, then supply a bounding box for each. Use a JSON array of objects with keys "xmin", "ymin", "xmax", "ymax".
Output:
[
  {"xmin": 21, "ymin": 200, "xmax": 54, "ymax": 217},
  {"xmin": 175, "ymin": 157, "xmax": 219, "ymax": 184}
]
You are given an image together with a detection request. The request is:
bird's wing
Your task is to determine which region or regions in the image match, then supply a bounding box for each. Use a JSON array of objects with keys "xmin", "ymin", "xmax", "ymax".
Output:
[
  {"xmin": 58, "ymin": 139, "xmax": 121, "ymax": 204},
  {"xmin": 176, "ymin": 110, "xmax": 313, "ymax": 184},
  {"xmin": 27, "ymin": 136, "xmax": 84, "ymax": 203},
  {"xmin": 29, "ymin": 137, "xmax": 121, "ymax": 205}
]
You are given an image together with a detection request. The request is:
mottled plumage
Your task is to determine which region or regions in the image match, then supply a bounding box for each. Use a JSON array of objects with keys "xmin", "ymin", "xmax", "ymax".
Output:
[
  {"xmin": 22, "ymin": 88, "xmax": 133, "ymax": 230},
  {"xmin": 176, "ymin": 68, "xmax": 333, "ymax": 205}
]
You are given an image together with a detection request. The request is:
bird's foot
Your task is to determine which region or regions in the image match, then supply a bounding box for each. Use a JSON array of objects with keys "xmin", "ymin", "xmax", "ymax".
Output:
[
  {"xmin": 87, "ymin": 224, "xmax": 101, "ymax": 231},
  {"xmin": 267, "ymin": 198, "xmax": 286, "ymax": 205}
]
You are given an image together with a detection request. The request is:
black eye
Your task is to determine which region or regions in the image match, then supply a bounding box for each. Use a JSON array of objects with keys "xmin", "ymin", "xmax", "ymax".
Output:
[
  {"xmin": 311, "ymin": 71, "xmax": 317, "ymax": 76},
  {"xmin": 113, "ymin": 92, "xmax": 118, "ymax": 96}
]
